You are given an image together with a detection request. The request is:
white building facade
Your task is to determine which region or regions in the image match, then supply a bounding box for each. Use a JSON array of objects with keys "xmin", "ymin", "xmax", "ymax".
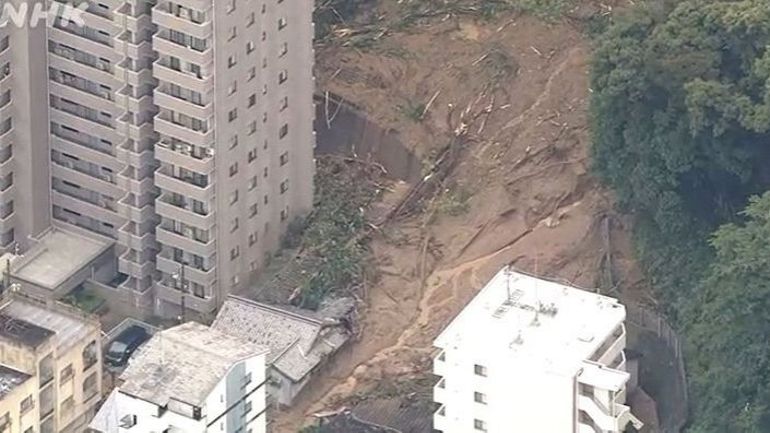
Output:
[
  {"xmin": 90, "ymin": 322, "xmax": 268, "ymax": 433},
  {"xmin": 433, "ymin": 267, "xmax": 642, "ymax": 433}
]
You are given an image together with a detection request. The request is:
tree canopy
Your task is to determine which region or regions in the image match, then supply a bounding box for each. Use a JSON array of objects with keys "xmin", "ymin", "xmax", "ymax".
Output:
[{"xmin": 590, "ymin": 0, "xmax": 770, "ymax": 431}]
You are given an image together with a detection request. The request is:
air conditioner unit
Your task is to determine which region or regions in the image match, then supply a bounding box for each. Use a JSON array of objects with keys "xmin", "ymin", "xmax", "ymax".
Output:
[{"xmin": 205, "ymin": 148, "xmax": 215, "ymax": 157}]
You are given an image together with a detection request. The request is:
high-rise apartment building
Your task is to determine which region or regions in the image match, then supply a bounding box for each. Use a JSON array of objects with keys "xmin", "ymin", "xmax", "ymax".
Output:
[
  {"xmin": 433, "ymin": 267, "xmax": 643, "ymax": 433},
  {"xmin": 0, "ymin": 292, "xmax": 103, "ymax": 433},
  {"xmin": 0, "ymin": 0, "xmax": 315, "ymax": 317}
]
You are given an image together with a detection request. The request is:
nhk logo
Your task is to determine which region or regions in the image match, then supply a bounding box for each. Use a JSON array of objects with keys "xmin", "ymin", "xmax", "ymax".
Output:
[{"xmin": 0, "ymin": 2, "xmax": 88, "ymax": 28}]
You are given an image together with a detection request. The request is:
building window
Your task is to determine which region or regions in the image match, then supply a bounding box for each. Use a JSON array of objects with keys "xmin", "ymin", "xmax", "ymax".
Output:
[
  {"xmin": 229, "ymin": 190, "xmax": 239, "ymax": 204},
  {"xmin": 230, "ymin": 246, "xmax": 240, "ymax": 260},
  {"xmin": 279, "ymin": 124, "xmax": 289, "ymax": 139},
  {"xmin": 226, "ymin": 0, "xmax": 236, "ymax": 14},
  {"xmin": 263, "ymin": 195, "xmax": 269, "ymax": 205},
  {"xmin": 249, "ymin": 203, "xmax": 258, "ymax": 218},
  {"xmin": 228, "ymin": 55, "xmax": 237, "ymax": 68},
  {"xmin": 228, "ymin": 108, "xmax": 238, "ymax": 122},
  {"xmin": 60, "ymin": 364, "xmax": 74, "ymax": 383},
  {"xmin": 244, "ymin": 400, "xmax": 253, "ymax": 413},
  {"xmin": 249, "ymin": 232, "xmax": 258, "ymax": 246},
  {"xmin": 248, "ymin": 121, "xmax": 257, "ymax": 135},
  {"xmin": 248, "ymin": 176, "xmax": 257, "ymax": 190},
  {"xmin": 19, "ymin": 395, "xmax": 33, "ymax": 414},
  {"xmin": 278, "ymin": 17, "xmax": 287, "ymax": 30},
  {"xmin": 474, "ymin": 419, "xmax": 487, "ymax": 431},
  {"xmin": 231, "ymin": 218, "xmax": 239, "ymax": 232},
  {"xmin": 474, "ymin": 392, "xmax": 487, "ymax": 405},
  {"xmin": 246, "ymin": 12, "xmax": 255, "ymax": 27},
  {"xmin": 248, "ymin": 148, "xmax": 257, "ymax": 163},
  {"xmin": 280, "ymin": 96, "xmax": 288, "ymax": 111},
  {"xmin": 229, "ymin": 163, "xmax": 238, "ymax": 176},
  {"xmin": 243, "ymin": 372, "xmax": 252, "ymax": 386},
  {"xmin": 246, "ymin": 41, "xmax": 255, "ymax": 54},
  {"xmin": 247, "ymin": 67, "xmax": 256, "ymax": 81},
  {"xmin": 280, "ymin": 151, "xmax": 289, "ymax": 166},
  {"xmin": 229, "ymin": 135, "xmax": 239, "ymax": 149},
  {"xmin": 227, "ymin": 81, "xmax": 237, "ymax": 95},
  {"xmin": 280, "ymin": 180, "xmax": 289, "ymax": 194},
  {"xmin": 279, "ymin": 42, "xmax": 288, "ymax": 57},
  {"xmin": 228, "ymin": 26, "xmax": 237, "ymax": 41},
  {"xmin": 248, "ymin": 94, "xmax": 256, "ymax": 108},
  {"xmin": 280, "ymin": 207, "xmax": 289, "ymax": 222},
  {"xmin": 474, "ymin": 364, "xmax": 487, "ymax": 377},
  {"xmin": 278, "ymin": 69, "xmax": 288, "ymax": 84}
]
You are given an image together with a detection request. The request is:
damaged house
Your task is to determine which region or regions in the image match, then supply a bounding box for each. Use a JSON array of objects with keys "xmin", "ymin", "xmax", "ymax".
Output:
[{"xmin": 212, "ymin": 296, "xmax": 354, "ymax": 406}]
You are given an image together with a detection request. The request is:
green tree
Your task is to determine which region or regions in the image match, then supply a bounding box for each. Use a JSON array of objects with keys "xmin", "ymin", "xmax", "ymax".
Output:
[{"xmin": 686, "ymin": 192, "xmax": 770, "ymax": 432}]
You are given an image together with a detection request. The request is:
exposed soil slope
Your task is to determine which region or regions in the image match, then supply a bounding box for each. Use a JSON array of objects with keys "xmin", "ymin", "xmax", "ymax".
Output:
[{"xmin": 274, "ymin": 5, "xmax": 645, "ymax": 431}]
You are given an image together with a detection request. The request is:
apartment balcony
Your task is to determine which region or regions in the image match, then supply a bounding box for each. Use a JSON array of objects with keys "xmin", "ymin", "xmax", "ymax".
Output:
[
  {"xmin": 0, "ymin": 207, "xmax": 16, "ymax": 232},
  {"xmin": 0, "ymin": 42, "xmax": 10, "ymax": 66},
  {"xmin": 153, "ymin": 88, "xmax": 213, "ymax": 120},
  {"xmin": 154, "ymin": 115, "xmax": 214, "ymax": 148},
  {"xmin": 49, "ymin": 108, "xmax": 120, "ymax": 145},
  {"xmin": 0, "ymin": 125, "xmax": 12, "ymax": 148},
  {"xmin": 117, "ymin": 170, "xmax": 154, "ymax": 197},
  {"xmin": 155, "ymin": 195, "xmax": 214, "ymax": 230},
  {"xmin": 48, "ymin": 81, "xmax": 116, "ymax": 115},
  {"xmin": 153, "ymin": 59, "xmax": 212, "ymax": 94},
  {"xmin": 116, "ymin": 141, "xmax": 155, "ymax": 168},
  {"xmin": 0, "ymin": 176, "xmax": 14, "ymax": 203},
  {"xmin": 152, "ymin": 8, "xmax": 212, "ymax": 40},
  {"xmin": 47, "ymin": 50, "xmax": 116, "ymax": 86},
  {"xmin": 118, "ymin": 222, "xmax": 156, "ymax": 251},
  {"xmin": 155, "ymin": 226, "xmax": 216, "ymax": 258},
  {"xmin": 119, "ymin": 251, "xmax": 155, "ymax": 280},
  {"xmin": 165, "ymin": 0, "xmax": 213, "ymax": 13},
  {"xmin": 48, "ymin": 26, "xmax": 118, "ymax": 62},
  {"xmin": 113, "ymin": 4, "xmax": 153, "ymax": 32},
  {"xmin": 50, "ymin": 0, "xmax": 115, "ymax": 31},
  {"xmin": 155, "ymin": 141, "xmax": 214, "ymax": 174},
  {"xmin": 114, "ymin": 60, "xmax": 155, "ymax": 87},
  {"xmin": 433, "ymin": 378, "xmax": 447, "ymax": 404},
  {"xmin": 433, "ymin": 351, "xmax": 448, "ymax": 377},
  {"xmin": 156, "ymin": 256, "xmax": 216, "ymax": 288},
  {"xmin": 115, "ymin": 115, "xmax": 156, "ymax": 142},
  {"xmin": 0, "ymin": 152, "xmax": 14, "ymax": 176},
  {"xmin": 50, "ymin": 161, "xmax": 122, "ymax": 198},
  {"xmin": 152, "ymin": 33, "xmax": 213, "ymax": 67},
  {"xmin": 51, "ymin": 190, "xmax": 123, "ymax": 227},
  {"xmin": 577, "ymin": 394, "xmax": 635, "ymax": 433},
  {"xmin": 593, "ymin": 326, "xmax": 626, "ymax": 366},
  {"xmin": 117, "ymin": 199, "xmax": 155, "ymax": 223},
  {"xmin": 433, "ymin": 405, "xmax": 448, "ymax": 433},
  {"xmin": 154, "ymin": 281, "xmax": 216, "ymax": 314},
  {"xmin": 154, "ymin": 168, "xmax": 213, "ymax": 203},
  {"xmin": 0, "ymin": 69, "xmax": 12, "ymax": 98},
  {"xmin": 49, "ymin": 135, "xmax": 121, "ymax": 172}
]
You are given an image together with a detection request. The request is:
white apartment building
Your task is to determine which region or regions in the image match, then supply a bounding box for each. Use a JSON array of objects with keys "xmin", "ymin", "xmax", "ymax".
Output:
[
  {"xmin": 89, "ymin": 322, "xmax": 269, "ymax": 433},
  {"xmin": 433, "ymin": 267, "xmax": 643, "ymax": 433},
  {"xmin": 0, "ymin": 0, "xmax": 315, "ymax": 317}
]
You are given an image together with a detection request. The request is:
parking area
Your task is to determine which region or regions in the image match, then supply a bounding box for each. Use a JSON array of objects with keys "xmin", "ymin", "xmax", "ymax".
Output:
[{"xmin": 102, "ymin": 318, "xmax": 158, "ymax": 376}]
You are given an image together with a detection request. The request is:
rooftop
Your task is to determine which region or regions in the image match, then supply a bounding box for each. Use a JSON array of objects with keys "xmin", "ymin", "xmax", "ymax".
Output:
[
  {"xmin": 212, "ymin": 296, "xmax": 352, "ymax": 382},
  {"xmin": 0, "ymin": 365, "xmax": 31, "ymax": 399},
  {"xmin": 0, "ymin": 314, "xmax": 54, "ymax": 348},
  {"xmin": 0, "ymin": 296, "xmax": 97, "ymax": 351},
  {"xmin": 434, "ymin": 267, "xmax": 626, "ymax": 374},
  {"xmin": 119, "ymin": 322, "xmax": 268, "ymax": 407},
  {"xmin": 11, "ymin": 229, "xmax": 111, "ymax": 291}
]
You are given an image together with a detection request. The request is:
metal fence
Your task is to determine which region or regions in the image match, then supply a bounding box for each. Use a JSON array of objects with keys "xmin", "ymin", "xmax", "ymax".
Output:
[{"xmin": 625, "ymin": 302, "xmax": 689, "ymax": 433}]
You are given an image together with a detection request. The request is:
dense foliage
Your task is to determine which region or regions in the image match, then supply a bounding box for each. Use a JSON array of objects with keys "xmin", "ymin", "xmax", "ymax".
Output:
[{"xmin": 590, "ymin": 0, "xmax": 770, "ymax": 431}]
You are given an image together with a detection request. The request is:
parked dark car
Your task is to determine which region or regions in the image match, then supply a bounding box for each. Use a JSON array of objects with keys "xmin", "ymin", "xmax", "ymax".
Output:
[{"xmin": 106, "ymin": 326, "xmax": 150, "ymax": 367}]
